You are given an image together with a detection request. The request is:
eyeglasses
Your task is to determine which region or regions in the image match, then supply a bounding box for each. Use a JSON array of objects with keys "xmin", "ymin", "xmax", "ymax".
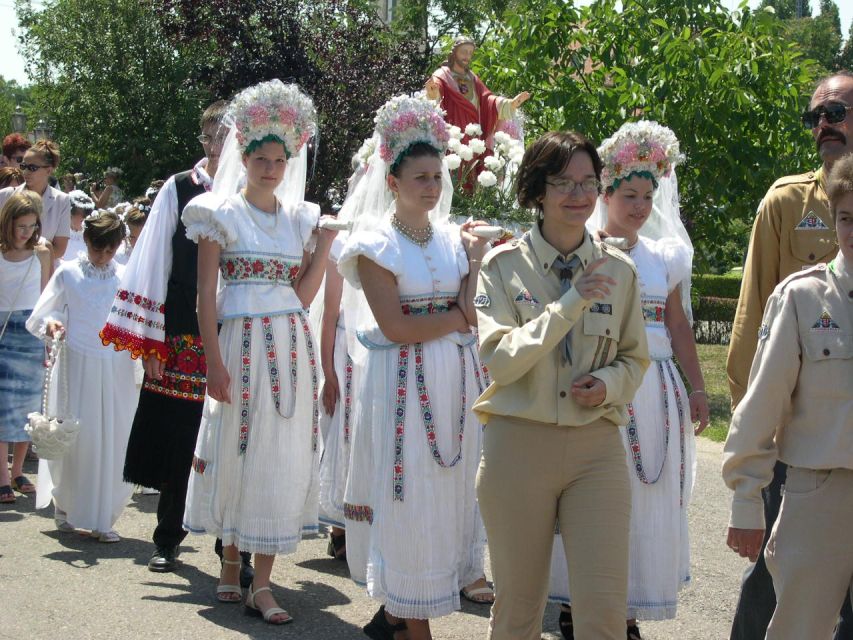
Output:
[
  {"xmin": 12, "ymin": 156, "xmax": 24, "ymax": 163},
  {"xmin": 197, "ymin": 133, "xmax": 227, "ymax": 145},
  {"xmin": 19, "ymin": 163, "xmax": 52, "ymax": 173},
  {"xmin": 801, "ymin": 104, "xmax": 853, "ymax": 129},
  {"xmin": 545, "ymin": 178, "xmax": 601, "ymax": 194}
]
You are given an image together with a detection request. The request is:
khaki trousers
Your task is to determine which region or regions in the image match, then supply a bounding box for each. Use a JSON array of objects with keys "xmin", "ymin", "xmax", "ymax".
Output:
[
  {"xmin": 476, "ymin": 415, "xmax": 631, "ymax": 640},
  {"xmin": 765, "ymin": 466, "xmax": 853, "ymax": 640}
]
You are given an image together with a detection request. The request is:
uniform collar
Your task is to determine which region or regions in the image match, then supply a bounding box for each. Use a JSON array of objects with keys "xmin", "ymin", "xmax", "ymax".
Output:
[
  {"xmin": 529, "ymin": 222, "xmax": 593, "ymax": 272},
  {"xmin": 816, "ymin": 166, "xmax": 827, "ymax": 196}
]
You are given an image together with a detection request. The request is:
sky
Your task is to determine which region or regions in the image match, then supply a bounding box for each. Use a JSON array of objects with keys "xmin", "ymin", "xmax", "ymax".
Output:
[{"xmin": 1, "ymin": 0, "xmax": 851, "ymax": 86}]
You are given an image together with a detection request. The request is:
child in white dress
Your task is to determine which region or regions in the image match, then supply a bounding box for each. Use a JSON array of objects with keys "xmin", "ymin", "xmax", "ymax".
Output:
[{"xmin": 27, "ymin": 209, "xmax": 137, "ymax": 542}]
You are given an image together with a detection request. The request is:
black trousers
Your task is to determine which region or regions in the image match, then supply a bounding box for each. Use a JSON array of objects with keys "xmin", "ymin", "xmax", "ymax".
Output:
[{"xmin": 730, "ymin": 461, "xmax": 853, "ymax": 639}]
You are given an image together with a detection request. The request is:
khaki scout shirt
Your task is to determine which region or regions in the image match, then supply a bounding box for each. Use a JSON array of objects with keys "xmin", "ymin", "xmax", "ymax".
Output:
[
  {"xmin": 723, "ymin": 255, "xmax": 853, "ymax": 531},
  {"xmin": 472, "ymin": 224, "xmax": 649, "ymax": 426},
  {"xmin": 727, "ymin": 169, "xmax": 836, "ymax": 407}
]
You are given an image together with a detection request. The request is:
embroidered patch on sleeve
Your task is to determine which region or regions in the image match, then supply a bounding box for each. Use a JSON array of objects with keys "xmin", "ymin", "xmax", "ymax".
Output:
[
  {"xmin": 795, "ymin": 211, "xmax": 829, "ymax": 230},
  {"xmin": 589, "ymin": 302, "xmax": 613, "ymax": 315},
  {"xmin": 810, "ymin": 311, "xmax": 841, "ymax": 331},
  {"xmin": 514, "ymin": 289, "xmax": 540, "ymax": 306},
  {"xmin": 758, "ymin": 323, "xmax": 770, "ymax": 341},
  {"xmin": 473, "ymin": 294, "xmax": 491, "ymax": 308}
]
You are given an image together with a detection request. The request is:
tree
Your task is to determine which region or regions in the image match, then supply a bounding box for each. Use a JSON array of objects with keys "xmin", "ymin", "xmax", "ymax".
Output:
[
  {"xmin": 759, "ymin": 0, "xmax": 843, "ymax": 73},
  {"xmin": 758, "ymin": 0, "xmax": 812, "ymax": 20},
  {"xmin": 839, "ymin": 20, "xmax": 853, "ymax": 70},
  {"xmin": 158, "ymin": 0, "xmax": 424, "ymax": 208},
  {"xmin": 15, "ymin": 0, "xmax": 210, "ymax": 195},
  {"xmin": 0, "ymin": 77, "xmax": 33, "ymax": 140},
  {"xmin": 475, "ymin": 0, "xmax": 820, "ymax": 272}
]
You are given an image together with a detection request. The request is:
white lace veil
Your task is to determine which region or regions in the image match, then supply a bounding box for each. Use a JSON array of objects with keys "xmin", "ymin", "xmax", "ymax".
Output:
[
  {"xmin": 587, "ymin": 169, "xmax": 694, "ymax": 323},
  {"xmin": 212, "ymin": 114, "xmax": 309, "ymax": 206}
]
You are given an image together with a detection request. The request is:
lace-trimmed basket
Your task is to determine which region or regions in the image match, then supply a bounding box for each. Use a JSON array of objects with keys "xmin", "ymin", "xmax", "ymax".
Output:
[{"xmin": 24, "ymin": 334, "xmax": 81, "ymax": 459}]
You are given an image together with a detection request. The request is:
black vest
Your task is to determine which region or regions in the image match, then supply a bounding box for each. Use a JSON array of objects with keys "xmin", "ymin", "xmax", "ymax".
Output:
[{"xmin": 163, "ymin": 170, "xmax": 208, "ymax": 336}]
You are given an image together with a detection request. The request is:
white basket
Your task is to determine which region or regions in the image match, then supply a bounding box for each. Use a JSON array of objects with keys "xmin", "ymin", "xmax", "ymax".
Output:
[{"xmin": 24, "ymin": 334, "xmax": 80, "ymax": 460}]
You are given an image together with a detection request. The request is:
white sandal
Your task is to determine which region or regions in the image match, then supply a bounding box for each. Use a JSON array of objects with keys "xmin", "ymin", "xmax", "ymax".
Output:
[
  {"xmin": 55, "ymin": 508, "xmax": 74, "ymax": 533},
  {"xmin": 216, "ymin": 558, "xmax": 243, "ymax": 603},
  {"xmin": 245, "ymin": 583, "xmax": 293, "ymax": 625},
  {"xmin": 93, "ymin": 530, "xmax": 121, "ymax": 543}
]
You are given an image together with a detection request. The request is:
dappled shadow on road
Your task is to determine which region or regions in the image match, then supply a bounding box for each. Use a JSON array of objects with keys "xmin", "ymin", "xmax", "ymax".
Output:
[
  {"xmin": 295, "ymin": 555, "xmax": 351, "ymax": 579},
  {"xmin": 124, "ymin": 492, "xmax": 159, "ymax": 515}
]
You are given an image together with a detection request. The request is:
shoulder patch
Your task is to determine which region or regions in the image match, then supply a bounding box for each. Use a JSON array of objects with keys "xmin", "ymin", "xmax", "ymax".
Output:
[
  {"xmin": 794, "ymin": 211, "xmax": 830, "ymax": 230},
  {"xmin": 481, "ymin": 238, "xmax": 522, "ymax": 267},
  {"xmin": 770, "ymin": 171, "xmax": 817, "ymax": 190},
  {"xmin": 473, "ymin": 293, "xmax": 491, "ymax": 308}
]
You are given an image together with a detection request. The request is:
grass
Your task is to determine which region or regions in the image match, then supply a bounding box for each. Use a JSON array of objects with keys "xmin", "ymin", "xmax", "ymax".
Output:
[{"xmin": 695, "ymin": 343, "xmax": 731, "ymax": 443}]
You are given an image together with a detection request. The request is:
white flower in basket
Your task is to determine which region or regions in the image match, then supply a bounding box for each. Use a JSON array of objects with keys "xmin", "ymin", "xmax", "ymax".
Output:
[
  {"xmin": 468, "ymin": 138, "xmax": 487, "ymax": 155},
  {"xmin": 465, "ymin": 123, "xmax": 483, "ymax": 138},
  {"xmin": 477, "ymin": 170, "xmax": 498, "ymax": 188},
  {"xmin": 24, "ymin": 334, "xmax": 81, "ymax": 460},
  {"xmin": 445, "ymin": 154, "xmax": 462, "ymax": 170},
  {"xmin": 457, "ymin": 144, "xmax": 474, "ymax": 162}
]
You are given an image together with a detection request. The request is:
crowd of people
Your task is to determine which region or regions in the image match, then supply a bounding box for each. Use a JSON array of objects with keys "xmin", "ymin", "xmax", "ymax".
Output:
[{"xmin": 0, "ymin": 35, "xmax": 851, "ymax": 640}]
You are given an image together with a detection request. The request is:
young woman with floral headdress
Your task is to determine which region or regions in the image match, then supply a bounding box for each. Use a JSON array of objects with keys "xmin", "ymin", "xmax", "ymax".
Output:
[
  {"xmin": 337, "ymin": 93, "xmax": 491, "ymax": 640},
  {"xmin": 547, "ymin": 121, "xmax": 708, "ymax": 640},
  {"xmin": 180, "ymin": 79, "xmax": 335, "ymax": 625}
]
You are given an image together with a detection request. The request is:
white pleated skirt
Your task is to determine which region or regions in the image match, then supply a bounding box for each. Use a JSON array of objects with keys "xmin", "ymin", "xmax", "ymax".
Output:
[
  {"xmin": 345, "ymin": 336, "xmax": 487, "ymax": 619},
  {"xmin": 319, "ymin": 326, "xmax": 351, "ymax": 528},
  {"xmin": 549, "ymin": 356, "xmax": 696, "ymax": 620},
  {"xmin": 36, "ymin": 347, "xmax": 137, "ymax": 533},
  {"xmin": 183, "ymin": 312, "xmax": 320, "ymax": 555}
]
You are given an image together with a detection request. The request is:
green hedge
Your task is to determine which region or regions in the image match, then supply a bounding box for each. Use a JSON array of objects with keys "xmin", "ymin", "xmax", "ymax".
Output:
[
  {"xmin": 692, "ymin": 273, "xmax": 742, "ymax": 299},
  {"xmin": 693, "ymin": 296, "xmax": 738, "ymax": 323}
]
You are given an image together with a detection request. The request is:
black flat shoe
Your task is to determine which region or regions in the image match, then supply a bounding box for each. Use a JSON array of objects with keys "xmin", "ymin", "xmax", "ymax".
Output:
[
  {"xmin": 363, "ymin": 605, "xmax": 406, "ymax": 640},
  {"xmin": 327, "ymin": 531, "xmax": 346, "ymax": 561},
  {"xmin": 558, "ymin": 606, "xmax": 574, "ymax": 640},
  {"xmin": 627, "ymin": 623, "xmax": 642, "ymax": 640},
  {"xmin": 148, "ymin": 545, "xmax": 178, "ymax": 572}
]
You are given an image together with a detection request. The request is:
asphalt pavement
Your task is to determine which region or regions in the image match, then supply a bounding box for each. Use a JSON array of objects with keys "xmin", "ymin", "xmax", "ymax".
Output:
[{"xmin": 0, "ymin": 437, "xmax": 745, "ymax": 639}]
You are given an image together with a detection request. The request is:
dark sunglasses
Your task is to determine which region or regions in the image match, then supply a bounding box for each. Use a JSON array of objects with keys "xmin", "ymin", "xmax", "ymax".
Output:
[
  {"xmin": 19, "ymin": 162, "xmax": 52, "ymax": 172},
  {"xmin": 801, "ymin": 104, "xmax": 853, "ymax": 129}
]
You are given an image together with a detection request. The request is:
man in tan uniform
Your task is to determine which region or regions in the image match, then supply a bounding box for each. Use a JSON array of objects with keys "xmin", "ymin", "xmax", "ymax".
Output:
[
  {"xmin": 726, "ymin": 71, "xmax": 852, "ymax": 639},
  {"xmin": 723, "ymin": 152, "xmax": 853, "ymax": 640}
]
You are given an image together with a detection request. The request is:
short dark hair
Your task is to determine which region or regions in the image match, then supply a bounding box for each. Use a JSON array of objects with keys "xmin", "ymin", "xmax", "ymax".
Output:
[
  {"xmin": 516, "ymin": 131, "xmax": 602, "ymax": 211},
  {"xmin": 813, "ymin": 70, "xmax": 853, "ymax": 95},
  {"xmin": 2, "ymin": 133, "xmax": 30, "ymax": 159},
  {"xmin": 389, "ymin": 141, "xmax": 442, "ymax": 177},
  {"xmin": 826, "ymin": 152, "xmax": 853, "ymax": 220},
  {"xmin": 200, "ymin": 99, "xmax": 229, "ymax": 130},
  {"xmin": 83, "ymin": 210, "xmax": 126, "ymax": 249}
]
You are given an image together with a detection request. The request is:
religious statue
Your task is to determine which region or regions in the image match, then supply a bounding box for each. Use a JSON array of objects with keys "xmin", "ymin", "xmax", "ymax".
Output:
[{"xmin": 425, "ymin": 36, "xmax": 530, "ymax": 146}]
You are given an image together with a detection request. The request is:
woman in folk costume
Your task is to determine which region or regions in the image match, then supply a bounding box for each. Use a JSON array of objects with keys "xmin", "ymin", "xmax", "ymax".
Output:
[
  {"xmin": 337, "ymin": 93, "xmax": 490, "ymax": 640},
  {"xmin": 27, "ymin": 210, "xmax": 137, "ymax": 542},
  {"xmin": 180, "ymin": 79, "xmax": 335, "ymax": 625},
  {"xmin": 317, "ymin": 136, "xmax": 375, "ymax": 560},
  {"xmin": 548, "ymin": 121, "xmax": 709, "ymax": 640}
]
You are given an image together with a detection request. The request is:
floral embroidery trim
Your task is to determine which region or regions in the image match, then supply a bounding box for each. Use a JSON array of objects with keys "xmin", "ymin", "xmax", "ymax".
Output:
[
  {"xmin": 107, "ymin": 307, "xmax": 166, "ymax": 333},
  {"xmin": 141, "ymin": 334, "xmax": 206, "ymax": 401},
  {"xmin": 116, "ymin": 288, "xmax": 165, "ymax": 314},
  {"xmin": 192, "ymin": 456, "xmax": 207, "ymax": 475},
  {"xmin": 641, "ymin": 295, "xmax": 667, "ymax": 326},
  {"xmin": 239, "ymin": 317, "xmax": 252, "ymax": 454},
  {"xmin": 262, "ymin": 316, "xmax": 286, "ymax": 415},
  {"xmin": 344, "ymin": 354, "xmax": 354, "ymax": 443},
  {"xmin": 625, "ymin": 360, "xmax": 687, "ymax": 505},
  {"xmin": 296, "ymin": 313, "xmax": 320, "ymax": 453},
  {"xmin": 100, "ymin": 324, "xmax": 169, "ymax": 361},
  {"xmin": 220, "ymin": 254, "xmax": 301, "ymax": 285},
  {"xmin": 393, "ymin": 344, "xmax": 409, "ymax": 501},
  {"xmin": 343, "ymin": 502, "xmax": 373, "ymax": 524}
]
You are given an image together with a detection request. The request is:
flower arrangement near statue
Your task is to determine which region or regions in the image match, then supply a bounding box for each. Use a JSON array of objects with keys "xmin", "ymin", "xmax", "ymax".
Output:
[{"xmin": 446, "ymin": 121, "xmax": 530, "ymax": 227}]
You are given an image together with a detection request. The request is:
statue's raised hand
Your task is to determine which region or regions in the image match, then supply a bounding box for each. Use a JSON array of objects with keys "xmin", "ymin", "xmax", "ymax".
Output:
[
  {"xmin": 425, "ymin": 77, "xmax": 441, "ymax": 101},
  {"xmin": 512, "ymin": 91, "xmax": 530, "ymax": 109}
]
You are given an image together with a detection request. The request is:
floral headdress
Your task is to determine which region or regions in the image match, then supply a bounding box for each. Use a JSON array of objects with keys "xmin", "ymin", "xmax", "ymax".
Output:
[
  {"xmin": 68, "ymin": 190, "xmax": 95, "ymax": 211},
  {"xmin": 375, "ymin": 93, "xmax": 450, "ymax": 170},
  {"xmin": 230, "ymin": 79, "xmax": 317, "ymax": 158},
  {"xmin": 598, "ymin": 120, "xmax": 683, "ymax": 190}
]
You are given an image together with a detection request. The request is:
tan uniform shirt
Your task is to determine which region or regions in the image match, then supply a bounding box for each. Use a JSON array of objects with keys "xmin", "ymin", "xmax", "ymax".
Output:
[
  {"xmin": 722, "ymin": 255, "xmax": 853, "ymax": 530},
  {"xmin": 727, "ymin": 169, "xmax": 836, "ymax": 407},
  {"xmin": 473, "ymin": 224, "xmax": 649, "ymax": 426}
]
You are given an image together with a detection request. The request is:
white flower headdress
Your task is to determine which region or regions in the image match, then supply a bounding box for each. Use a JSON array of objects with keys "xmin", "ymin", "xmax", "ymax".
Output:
[
  {"xmin": 230, "ymin": 79, "xmax": 317, "ymax": 158},
  {"xmin": 375, "ymin": 93, "xmax": 450, "ymax": 169},
  {"xmin": 68, "ymin": 190, "xmax": 95, "ymax": 211},
  {"xmin": 598, "ymin": 120, "xmax": 683, "ymax": 189}
]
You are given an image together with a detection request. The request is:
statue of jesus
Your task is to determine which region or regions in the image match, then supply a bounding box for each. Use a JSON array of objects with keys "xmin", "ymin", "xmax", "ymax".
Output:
[{"xmin": 425, "ymin": 36, "xmax": 530, "ymax": 145}]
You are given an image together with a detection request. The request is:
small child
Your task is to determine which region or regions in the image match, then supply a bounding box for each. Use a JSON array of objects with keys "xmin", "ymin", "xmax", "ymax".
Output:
[
  {"xmin": 0, "ymin": 191, "xmax": 52, "ymax": 503},
  {"xmin": 27, "ymin": 210, "xmax": 138, "ymax": 541},
  {"xmin": 64, "ymin": 190, "xmax": 95, "ymax": 262},
  {"xmin": 723, "ymin": 152, "xmax": 853, "ymax": 640},
  {"xmin": 115, "ymin": 205, "xmax": 148, "ymax": 265}
]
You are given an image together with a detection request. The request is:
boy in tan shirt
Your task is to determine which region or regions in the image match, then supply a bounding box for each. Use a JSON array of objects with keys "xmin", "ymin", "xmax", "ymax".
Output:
[{"xmin": 723, "ymin": 152, "xmax": 853, "ymax": 640}]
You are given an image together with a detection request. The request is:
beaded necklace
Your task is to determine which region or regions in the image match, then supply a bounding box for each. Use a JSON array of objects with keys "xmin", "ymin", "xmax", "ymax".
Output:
[{"xmin": 391, "ymin": 213, "xmax": 433, "ymax": 247}]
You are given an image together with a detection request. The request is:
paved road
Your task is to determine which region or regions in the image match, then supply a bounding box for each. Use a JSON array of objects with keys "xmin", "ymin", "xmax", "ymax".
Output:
[{"xmin": 0, "ymin": 437, "xmax": 745, "ymax": 639}]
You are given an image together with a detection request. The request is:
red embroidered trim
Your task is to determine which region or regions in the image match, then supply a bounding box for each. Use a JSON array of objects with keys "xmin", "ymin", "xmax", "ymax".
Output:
[
  {"xmin": 116, "ymin": 289, "xmax": 165, "ymax": 314},
  {"xmin": 100, "ymin": 324, "xmax": 169, "ymax": 362},
  {"xmin": 343, "ymin": 502, "xmax": 373, "ymax": 524}
]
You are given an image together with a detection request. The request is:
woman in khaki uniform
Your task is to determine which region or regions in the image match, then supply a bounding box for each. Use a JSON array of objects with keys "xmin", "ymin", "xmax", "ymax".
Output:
[{"xmin": 473, "ymin": 131, "xmax": 649, "ymax": 640}]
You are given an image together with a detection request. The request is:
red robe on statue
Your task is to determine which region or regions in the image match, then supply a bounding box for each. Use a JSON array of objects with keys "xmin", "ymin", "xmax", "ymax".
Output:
[{"xmin": 432, "ymin": 66, "xmax": 501, "ymax": 146}]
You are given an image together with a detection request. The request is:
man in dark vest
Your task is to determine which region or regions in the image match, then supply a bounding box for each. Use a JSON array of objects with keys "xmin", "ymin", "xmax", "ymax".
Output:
[{"xmin": 101, "ymin": 100, "xmax": 252, "ymax": 583}]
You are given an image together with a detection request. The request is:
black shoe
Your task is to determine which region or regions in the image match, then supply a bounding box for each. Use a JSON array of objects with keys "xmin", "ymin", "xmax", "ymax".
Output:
[
  {"xmin": 627, "ymin": 623, "xmax": 642, "ymax": 640},
  {"xmin": 148, "ymin": 545, "xmax": 178, "ymax": 572},
  {"xmin": 327, "ymin": 531, "xmax": 347, "ymax": 561},
  {"xmin": 239, "ymin": 552, "xmax": 254, "ymax": 589},
  {"xmin": 558, "ymin": 606, "xmax": 574, "ymax": 640},
  {"xmin": 363, "ymin": 605, "xmax": 407, "ymax": 640}
]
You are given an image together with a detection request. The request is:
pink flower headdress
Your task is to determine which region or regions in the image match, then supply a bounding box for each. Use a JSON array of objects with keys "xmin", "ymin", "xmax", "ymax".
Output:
[
  {"xmin": 230, "ymin": 79, "xmax": 317, "ymax": 158},
  {"xmin": 374, "ymin": 93, "xmax": 450, "ymax": 169},
  {"xmin": 598, "ymin": 120, "xmax": 683, "ymax": 189}
]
